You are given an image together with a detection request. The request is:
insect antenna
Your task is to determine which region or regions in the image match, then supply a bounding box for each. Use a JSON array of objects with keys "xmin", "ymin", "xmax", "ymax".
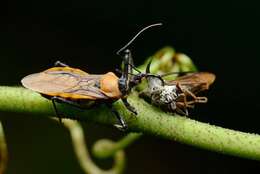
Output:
[
  {"xmin": 116, "ymin": 67, "xmax": 143, "ymax": 80},
  {"xmin": 127, "ymin": 62, "xmax": 142, "ymax": 73},
  {"xmin": 160, "ymin": 71, "xmax": 195, "ymax": 77},
  {"xmin": 116, "ymin": 23, "xmax": 163, "ymax": 55},
  {"xmin": 126, "ymin": 71, "xmax": 143, "ymax": 77},
  {"xmin": 145, "ymin": 58, "xmax": 194, "ymax": 77}
]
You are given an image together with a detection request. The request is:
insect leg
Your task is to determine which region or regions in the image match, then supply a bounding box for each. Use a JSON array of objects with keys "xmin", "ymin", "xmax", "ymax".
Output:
[
  {"xmin": 122, "ymin": 98, "xmax": 137, "ymax": 115},
  {"xmin": 122, "ymin": 49, "xmax": 132, "ymax": 77},
  {"xmin": 176, "ymin": 106, "xmax": 189, "ymax": 116},
  {"xmin": 106, "ymin": 103, "xmax": 128, "ymax": 130},
  {"xmin": 176, "ymin": 83, "xmax": 186, "ymax": 98},
  {"xmin": 54, "ymin": 61, "xmax": 69, "ymax": 67},
  {"xmin": 118, "ymin": 49, "xmax": 132, "ymax": 95},
  {"xmin": 169, "ymin": 101, "xmax": 176, "ymax": 111},
  {"xmin": 51, "ymin": 96, "xmax": 84, "ymax": 122},
  {"xmin": 51, "ymin": 97, "xmax": 62, "ymax": 122},
  {"xmin": 176, "ymin": 83, "xmax": 189, "ymax": 109},
  {"xmin": 183, "ymin": 101, "xmax": 195, "ymax": 108},
  {"xmin": 51, "ymin": 96, "xmax": 84, "ymax": 108},
  {"xmin": 177, "ymin": 82, "xmax": 206, "ymax": 104},
  {"xmin": 179, "ymin": 85, "xmax": 208, "ymax": 103},
  {"xmin": 176, "ymin": 102, "xmax": 189, "ymax": 116},
  {"xmin": 194, "ymin": 97, "xmax": 208, "ymax": 103},
  {"xmin": 184, "ymin": 89, "xmax": 197, "ymax": 100},
  {"xmin": 178, "ymin": 93, "xmax": 188, "ymax": 107}
]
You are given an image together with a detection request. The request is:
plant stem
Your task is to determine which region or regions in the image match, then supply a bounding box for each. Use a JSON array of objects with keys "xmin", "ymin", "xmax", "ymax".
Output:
[
  {"xmin": 1, "ymin": 86, "xmax": 260, "ymax": 160},
  {"xmin": 61, "ymin": 119, "xmax": 125, "ymax": 174},
  {"xmin": 92, "ymin": 133, "xmax": 142, "ymax": 159}
]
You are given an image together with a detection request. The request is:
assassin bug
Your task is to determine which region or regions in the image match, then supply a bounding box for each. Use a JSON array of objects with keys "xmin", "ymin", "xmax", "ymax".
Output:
[
  {"xmin": 139, "ymin": 60, "xmax": 216, "ymax": 116},
  {"xmin": 21, "ymin": 23, "xmax": 162, "ymax": 129}
]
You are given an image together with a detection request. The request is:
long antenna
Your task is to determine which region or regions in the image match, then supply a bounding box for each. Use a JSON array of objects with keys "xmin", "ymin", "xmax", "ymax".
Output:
[
  {"xmin": 160, "ymin": 71, "xmax": 195, "ymax": 77},
  {"xmin": 116, "ymin": 23, "xmax": 163, "ymax": 55},
  {"xmin": 127, "ymin": 63, "xmax": 142, "ymax": 73}
]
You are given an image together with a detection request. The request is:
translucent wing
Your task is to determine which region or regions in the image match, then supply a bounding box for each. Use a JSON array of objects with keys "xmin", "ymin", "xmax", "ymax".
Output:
[{"xmin": 21, "ymin": 67, "xmax": 109, "ymax": 100}]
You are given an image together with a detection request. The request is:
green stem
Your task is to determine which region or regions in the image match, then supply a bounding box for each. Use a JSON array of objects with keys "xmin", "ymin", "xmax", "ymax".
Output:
[
  {"xmin": 60, "ymin": 119, "xmax": 125, "ymax": 174},
  {"xmin": 92, "ymin": 133, "xmax": 142, "ymax": 159},
  {"xmin": 1, "ymin": 86, "xmax": 260, "ymax": 160}
]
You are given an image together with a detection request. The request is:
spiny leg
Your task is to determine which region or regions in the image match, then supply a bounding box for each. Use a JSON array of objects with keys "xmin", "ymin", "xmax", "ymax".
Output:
[{"xmin": 122, "ymin": 98, "xmax": 137, "ymax": 115}]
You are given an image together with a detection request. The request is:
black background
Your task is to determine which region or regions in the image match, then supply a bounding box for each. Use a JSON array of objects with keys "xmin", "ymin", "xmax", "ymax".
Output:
[{"xmin": 1, "ymin": 0, "xmax": 260, "ymax": 173}]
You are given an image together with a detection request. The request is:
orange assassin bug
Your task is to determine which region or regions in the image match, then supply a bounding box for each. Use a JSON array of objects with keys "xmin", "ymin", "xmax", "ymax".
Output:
[
  {"xmin": 21, "ymin": 23, "xmax": 162, "ymax": 129},
  {"xmin": 139, "ymin": 60, "xmax": 216, "ymax": 116}
]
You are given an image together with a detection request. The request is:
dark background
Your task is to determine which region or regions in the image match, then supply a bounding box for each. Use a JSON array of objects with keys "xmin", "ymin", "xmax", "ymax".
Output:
[{"xmin": 1, "ymin": 0, "xmax": 260, "ymax": 173}]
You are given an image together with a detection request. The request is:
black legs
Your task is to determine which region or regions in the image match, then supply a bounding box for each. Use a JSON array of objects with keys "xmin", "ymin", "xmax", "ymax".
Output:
[
  {"xmin": 107, "ymin": 103, "xmax": 128, "ymax": 130},
  {"xmin": 122, "ymin": 98, "xmax": 137, "ymax": 115},
  {"xmin": 51, "ymin": 96, "xmax": 82, "ymax": 122},
  {"xmin": 51, "ymin": 96, "xmax": 132, "ymax": 131}
]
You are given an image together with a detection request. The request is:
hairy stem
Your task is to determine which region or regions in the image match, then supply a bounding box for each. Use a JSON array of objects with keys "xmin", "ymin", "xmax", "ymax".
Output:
[{"xmin": 1, "ymin": 86, "xmax": 260, "ymax": 160}]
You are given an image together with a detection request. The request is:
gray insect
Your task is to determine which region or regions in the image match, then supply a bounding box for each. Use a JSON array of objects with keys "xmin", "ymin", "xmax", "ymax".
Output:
[{"xmin": 140, "ymin": 61, "xmax": 216, "ymax": 116}]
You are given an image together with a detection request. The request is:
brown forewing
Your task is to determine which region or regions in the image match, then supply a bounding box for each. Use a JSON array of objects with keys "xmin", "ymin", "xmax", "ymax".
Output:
[{"xmin": 21, "ymin": 67, "xmax": 109, "ymax": 100}]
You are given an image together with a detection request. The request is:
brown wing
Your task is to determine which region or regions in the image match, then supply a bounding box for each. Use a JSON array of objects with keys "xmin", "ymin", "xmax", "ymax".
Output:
[
  {"xmin": 21, "ymin": 67, "xmax": 109, "ymax": 100},
  {"xmin": 166, "ymin": 72, "xmax": 216, "ymax": 94}
]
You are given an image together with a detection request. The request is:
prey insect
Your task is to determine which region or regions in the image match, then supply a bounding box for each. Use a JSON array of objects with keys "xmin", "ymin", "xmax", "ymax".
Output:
[
  {"xmin": 139, "ymin": 60, "xmax": 216, "ymax": 116},
  {"xmin": 21, "ymin": 23, "xmax": 162, "ymax": 130}
]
